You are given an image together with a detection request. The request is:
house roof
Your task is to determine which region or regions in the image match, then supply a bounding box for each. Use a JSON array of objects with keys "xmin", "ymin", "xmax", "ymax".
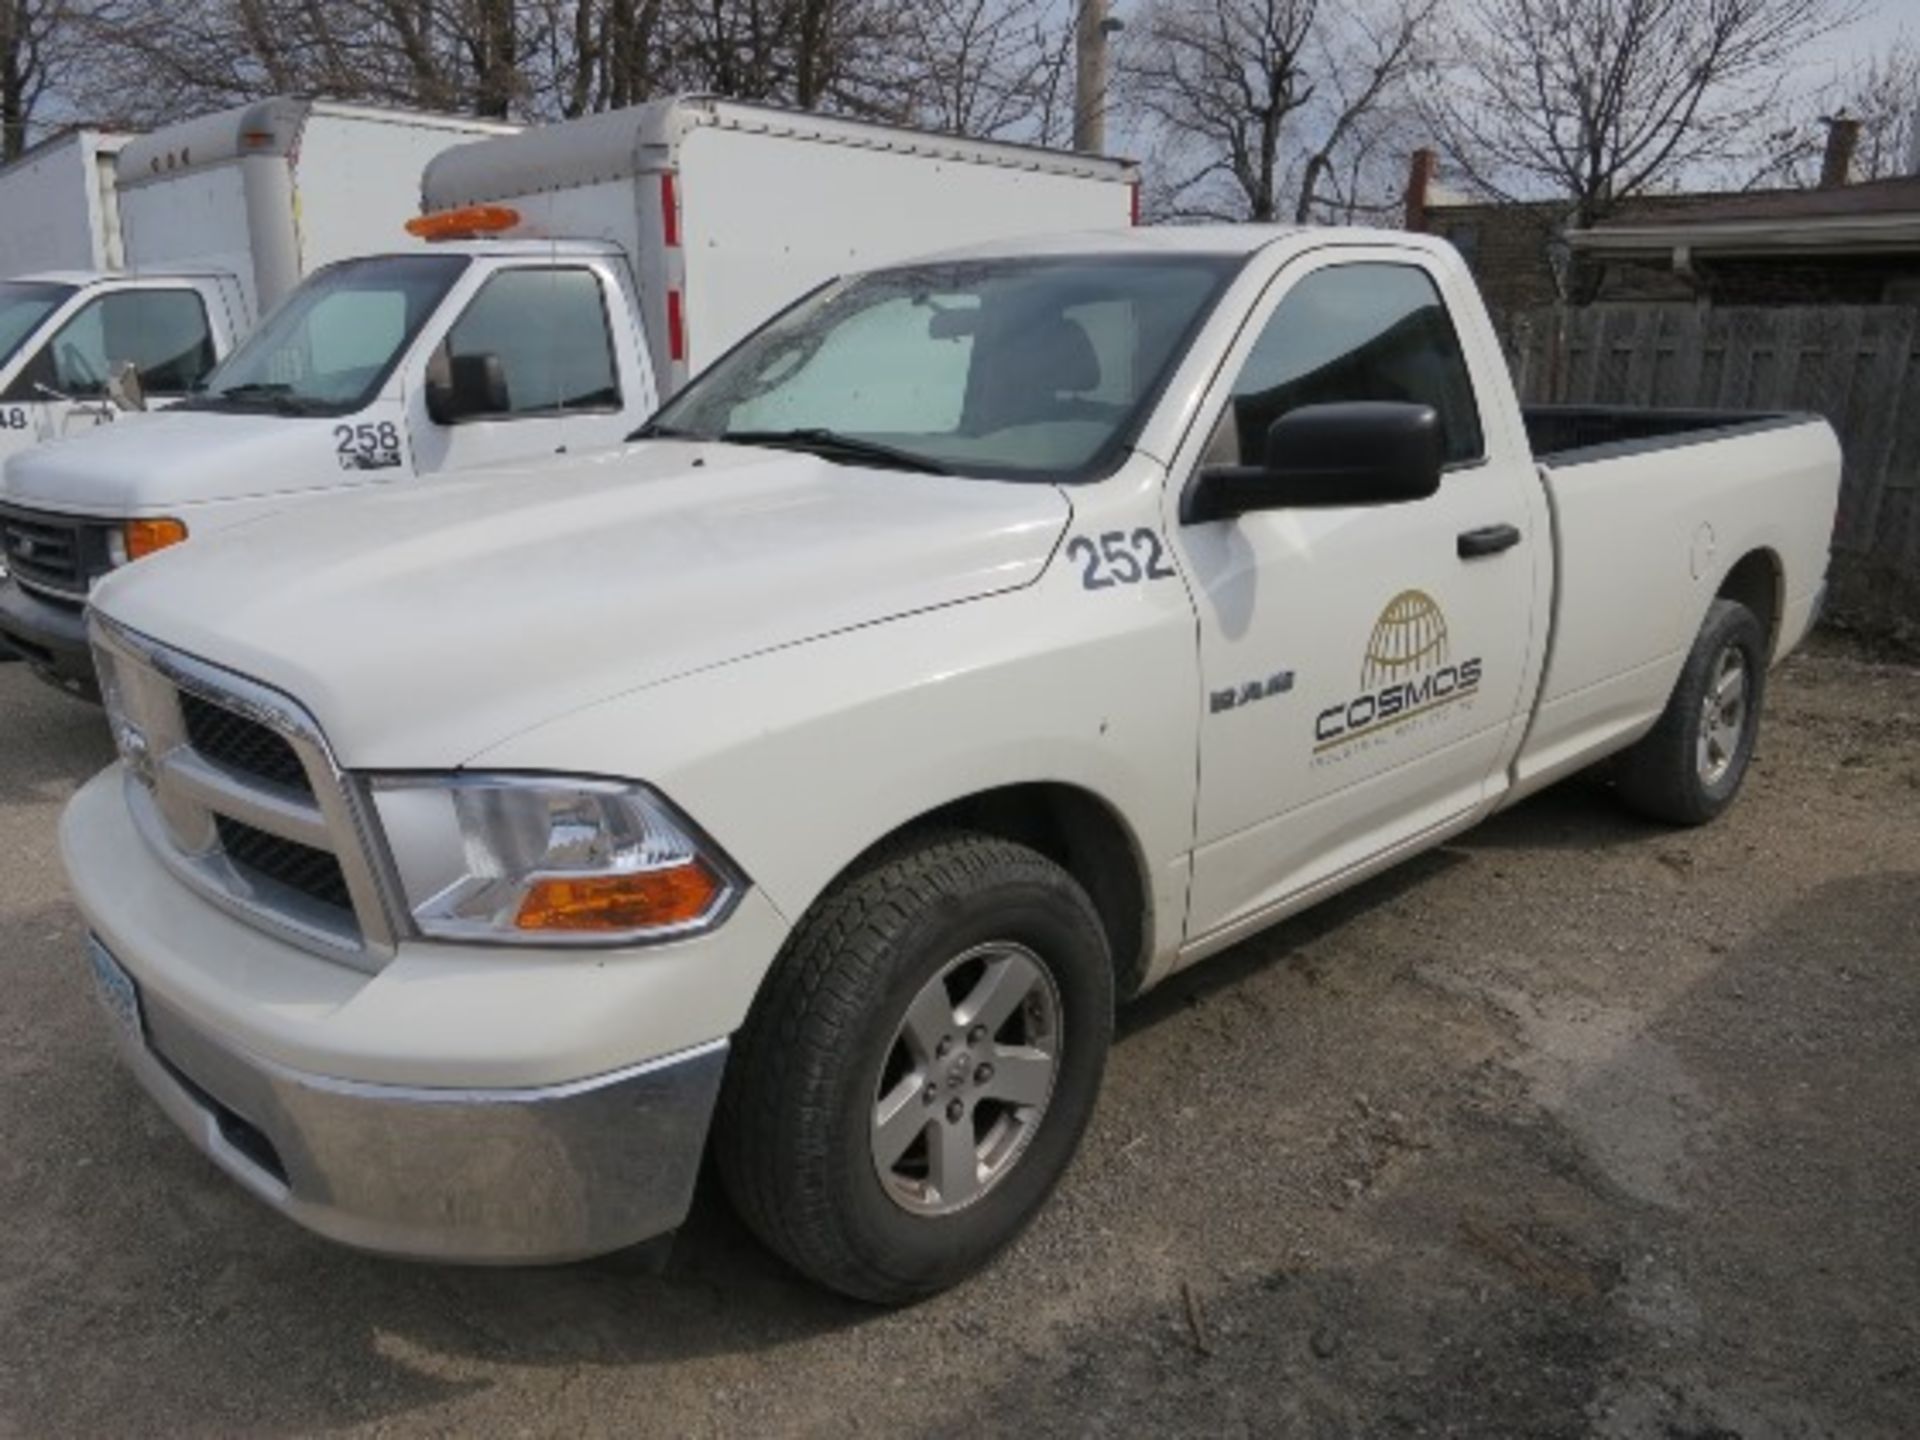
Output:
[{"xmin": 1569, "ymin": 174, "xmax": 1920, "ymax": 258}]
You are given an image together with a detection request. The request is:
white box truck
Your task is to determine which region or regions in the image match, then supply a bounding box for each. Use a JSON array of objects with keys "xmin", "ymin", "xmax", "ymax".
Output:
[
  {"xmin": 0, "ymin": 128, "xmax": 133, "ymax": 279},
  {"xmin": 0, "ymin": 99, "xmax": 517, "ymax": 466},
  {"xmin": 1, "ymin": 95, "xmax": 1138, "ymax": 695}
]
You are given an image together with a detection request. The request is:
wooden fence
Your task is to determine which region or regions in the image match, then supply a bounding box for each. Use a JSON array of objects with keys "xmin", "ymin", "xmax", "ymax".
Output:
[{"xmin": 1506, "ymin": 302, "xmax": 1920, "ymax": 637}]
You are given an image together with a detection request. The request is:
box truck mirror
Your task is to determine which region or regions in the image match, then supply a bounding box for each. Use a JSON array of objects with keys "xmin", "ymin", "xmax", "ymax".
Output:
[
  {"xmin": 107, "ymin": 361, "xmax": 147, "ymax": 413},
  {"xmin": 427, "ymin": 351, "xmax": 511, "ymax": 425}
]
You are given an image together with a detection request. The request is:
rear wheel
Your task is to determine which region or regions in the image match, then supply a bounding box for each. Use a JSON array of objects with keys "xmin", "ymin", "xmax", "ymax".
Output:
[
  {"xmin": 1614, "ymin": 598, "xmax": 1768, "ymax": 826},
  {"xmin": 715, "ymin": 832, "xmax": 1113, "ymax": 1303}
]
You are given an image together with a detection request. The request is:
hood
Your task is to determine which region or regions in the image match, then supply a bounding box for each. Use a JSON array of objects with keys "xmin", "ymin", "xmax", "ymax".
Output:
[
  {"xmin": 96, "ymin": 441, "xmax": 1072, "ymax": 766},
  {"xmin": 2, "ymin": 411, "xmax": 357, "ymax": 514}
]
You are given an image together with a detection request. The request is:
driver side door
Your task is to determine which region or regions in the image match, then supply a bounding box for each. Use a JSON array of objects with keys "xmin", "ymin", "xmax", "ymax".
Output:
[
  {"xmin": 1171, "ymin": 248, "xmax": 1540, "ymax": 946},
  {"xmin": 406, "ymin": 265, "xmax": 628, "ymax": 478}
]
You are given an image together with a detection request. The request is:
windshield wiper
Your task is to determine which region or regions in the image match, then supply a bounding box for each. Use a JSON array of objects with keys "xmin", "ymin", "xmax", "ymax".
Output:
[
  {"xmin": 628, "ymin": 419, "xmax": 705, "ymax": 441},
  {"xmin": 719, "ymin": 428, "xmax": 952, "ymax": 475},
  {"xmin": 199, "ymin": 382, "xmax": 329, "ymax": 417}
]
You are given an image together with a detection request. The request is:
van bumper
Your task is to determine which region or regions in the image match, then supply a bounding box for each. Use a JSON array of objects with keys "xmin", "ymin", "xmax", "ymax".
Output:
[{"xmin": 0, "ymin": 578, "xmax": 97, "ymax": 697}]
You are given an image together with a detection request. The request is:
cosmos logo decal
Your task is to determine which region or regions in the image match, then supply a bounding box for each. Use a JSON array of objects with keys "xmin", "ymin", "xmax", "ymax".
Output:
[{"xmin": 1314, "ymin": 590, "xmax": 1482, "ymax": 753}]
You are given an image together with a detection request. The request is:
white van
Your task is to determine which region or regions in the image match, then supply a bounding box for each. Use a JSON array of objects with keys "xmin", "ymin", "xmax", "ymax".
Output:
[
  {"xmin": 0, "ymin": 99, "xmax": 516, "ymax": 464},
  {"xmin": 0, "ymin": 96, "xmax": 1138, "ymax": 695}
]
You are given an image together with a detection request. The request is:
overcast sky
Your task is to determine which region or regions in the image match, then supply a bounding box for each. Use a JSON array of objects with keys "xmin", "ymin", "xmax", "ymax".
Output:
[{"xmin": 1803, "ymin": 0, "xmax": 1914, "ymax": 78}]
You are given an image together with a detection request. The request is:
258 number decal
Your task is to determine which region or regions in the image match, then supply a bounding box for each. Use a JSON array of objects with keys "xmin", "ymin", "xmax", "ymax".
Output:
[
  {"xmin": 1, "ymin": 407, "xmax": 28, "ymax": 431},
  {"xmin": 333, "ymin": 421, "xmax": 403, "ymax": 472},
  {"xmin": 1066, "ymin": 529, "xmax": 1178, "ymax": 590}
]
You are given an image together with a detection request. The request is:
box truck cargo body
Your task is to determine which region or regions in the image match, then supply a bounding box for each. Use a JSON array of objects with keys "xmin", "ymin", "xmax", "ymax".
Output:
[
  {"xmin": 0, "ymin": 130, "xmax": 133, "ymax": 279},
  {"xmin": 422, "ymin": 96, "xmax": 1141, "ymax": 392},
  {"xmin": 117, "ymin": 98, "xmax": 519, "ymax": 317}
]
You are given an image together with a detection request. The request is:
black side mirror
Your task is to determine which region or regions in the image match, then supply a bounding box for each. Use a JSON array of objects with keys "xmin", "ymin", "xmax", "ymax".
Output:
[
  {"xmin": 426, "ymin": 350, "xmax": 510, "ymax": 424},
  {"xmin": 1184, "ymin": 401, "xmax": 1444, "ymax": 523}
]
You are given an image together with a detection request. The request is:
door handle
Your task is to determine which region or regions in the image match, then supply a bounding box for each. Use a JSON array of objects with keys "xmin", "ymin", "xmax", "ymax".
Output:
[{"xmin": 1458, "ymin": 524, "xmax": 1521, "ymax": 560}]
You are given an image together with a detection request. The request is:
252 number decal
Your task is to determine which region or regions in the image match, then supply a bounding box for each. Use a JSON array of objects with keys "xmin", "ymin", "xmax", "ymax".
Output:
[
  {"xmin": 1066, "ymin": 529, "xmax": 1178, "ymax": 590},
  {"xmin": 333, "ymin": 421, "xmax": 403, "ymax": 472}
]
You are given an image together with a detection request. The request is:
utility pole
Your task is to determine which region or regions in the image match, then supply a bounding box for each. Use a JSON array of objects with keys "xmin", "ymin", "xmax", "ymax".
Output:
[{"xmin": 1074, "ymin": 0, "xmax": 1116, "ymax": 154}]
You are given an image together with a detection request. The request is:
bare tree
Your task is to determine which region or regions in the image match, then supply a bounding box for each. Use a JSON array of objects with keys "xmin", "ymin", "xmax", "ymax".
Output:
[
  {"xmin": 1293, "ymin": 0, "xmax": 1432, "ymax": 220},
  {"xmin": 893, "ymin": 0, "xmax": 1075, "ymax": 142},
  {"xmin": 49, "ymin": 0, "xmax": 1087, "ymax": 152},
  {"xmin": 1124, "ymin": 0, "xmax": 1318, "ymax": 221},
  {"xmin": 1424, "ymin": 0, "xmax": 1848, "ymax": 230},
  {"xmin": 1119, "ymin": 0, "xmax": 1433, "ymax": 223},
  {"xmin": 3, "ymin": 0, "xmax": 112, "ymax": 157}
]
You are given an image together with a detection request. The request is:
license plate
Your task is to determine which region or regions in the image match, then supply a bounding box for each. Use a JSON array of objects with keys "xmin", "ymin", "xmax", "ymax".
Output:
[{"xmin": 87, "ymin": 936, "xmax": 142, "ymax": 1045}]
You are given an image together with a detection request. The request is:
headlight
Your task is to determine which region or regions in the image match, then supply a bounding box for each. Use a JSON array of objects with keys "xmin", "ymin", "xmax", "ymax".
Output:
[{"xmin": 367, "ymin": 775, "xmax": 739, "ymax": 945}]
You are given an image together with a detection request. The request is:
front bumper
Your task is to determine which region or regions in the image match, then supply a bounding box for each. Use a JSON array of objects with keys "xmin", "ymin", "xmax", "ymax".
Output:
[
  {"xmin": 63, "ymin": 765, "xmax": 791, "ymax": 1264},
  {"xmin": 92, "ymin": 933, "xmax": 726, "ymax": 1263},
  {"xmin": 0, "ymin": 577, "xmax": 96, "ymax": 696}
]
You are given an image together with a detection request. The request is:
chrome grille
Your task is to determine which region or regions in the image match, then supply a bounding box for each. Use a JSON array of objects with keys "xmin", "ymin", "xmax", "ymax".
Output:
[
  {"xmin": 180, "ymin": 690, "xmax": 314, "ymax": 796},
  {"xmin": 213, "ymin": 815, "xmax": 356, "ymax": 914},
  {"xmin": 91, "ymin": 616, "xmax": 396, "ymax": 971}
]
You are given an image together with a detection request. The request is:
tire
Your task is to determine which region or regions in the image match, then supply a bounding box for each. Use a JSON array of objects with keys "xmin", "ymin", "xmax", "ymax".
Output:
[
  {"xmin": 714, "ymin": 831, "xmax": 1114, "ymax": 1304},
  {"xmin": 1614, "ymin": 597, "xmax": 1768, "ymax": 826}
]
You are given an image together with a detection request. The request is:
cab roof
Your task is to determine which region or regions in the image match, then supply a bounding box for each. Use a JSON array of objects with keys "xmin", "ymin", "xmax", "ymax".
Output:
[{"xmin": 915, "ymin": 223, "xmax": 1439, "ymax": 264}]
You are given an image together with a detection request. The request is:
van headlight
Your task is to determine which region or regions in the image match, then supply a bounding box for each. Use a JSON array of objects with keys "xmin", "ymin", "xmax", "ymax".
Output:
[{"xmin": 367, "ymin": 775, "xmax": 739, "ymax": 944}]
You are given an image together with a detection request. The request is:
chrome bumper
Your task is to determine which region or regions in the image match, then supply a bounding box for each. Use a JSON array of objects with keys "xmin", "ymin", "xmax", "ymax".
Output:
[{"xmin": 91, "ymin": 936, "xmax": 727, "ymax": 1264}]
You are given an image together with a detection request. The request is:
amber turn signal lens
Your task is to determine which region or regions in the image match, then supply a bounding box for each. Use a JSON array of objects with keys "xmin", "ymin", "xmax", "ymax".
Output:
[
  {"xmin": 513, "ymin": 862, "xmax": 722, "ymax": 934},
  {"xmin": 124, "ymin": 518, "xmax": 188, "ymax": 561}
]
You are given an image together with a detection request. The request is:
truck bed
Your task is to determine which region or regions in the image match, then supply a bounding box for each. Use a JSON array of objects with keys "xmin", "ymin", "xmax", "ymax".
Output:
[
  {"xmin": 1511, "ymin": 409, "xmax": 1840, "ymax": 802},
  {"xmin": 1522, "ymin": 405, "xmax": 1810, "ymax": 466}
]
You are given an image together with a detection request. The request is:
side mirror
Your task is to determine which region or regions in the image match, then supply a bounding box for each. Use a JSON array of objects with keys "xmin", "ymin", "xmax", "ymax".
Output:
[
  {"xmin": 1184, "ymin": 402, "xmax": 1444, "ymax": 523},
  {"xmin": 107, "ymin": 361, "xmax": 147, "ymax": 413},
  {"xmin": 426, "ymin": 350, "xmax": 510, "ymax": 424}
]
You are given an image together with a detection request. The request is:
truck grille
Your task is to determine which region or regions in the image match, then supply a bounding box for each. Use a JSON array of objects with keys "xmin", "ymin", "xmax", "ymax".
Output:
[
  {"xmin": 181, "ymin": 691, "xmax": 314, "ymax": 797},
  {"xmin": 91, "ymin": 617, "xmax": 396, "ymax": 970},
  {"xmin": 0, "ymin": 506, "xmax": 100, "ymax": 598},
  {"xmin": 214, "ymin": 815, "xmax": 356, "ymax": 915}
]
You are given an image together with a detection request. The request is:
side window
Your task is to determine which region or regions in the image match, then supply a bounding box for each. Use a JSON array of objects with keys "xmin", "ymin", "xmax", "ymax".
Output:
[
  {"xmin": 1205, "ymin": 263, "xmax": 1485, "ymax": 470},
  {"xmin": 2, "ymin": 290, "xmax": 215, "ymax": 401},
  {"xmin": 441, "ymin": 268, "xmax": 620, "ymax": 416}
]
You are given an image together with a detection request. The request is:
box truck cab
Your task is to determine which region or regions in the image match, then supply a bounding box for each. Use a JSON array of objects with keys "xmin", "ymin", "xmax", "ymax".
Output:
[
  {"xmin": 0, "ymin": 270, "xmax": 243, "ymax": 456},
  {"xmin": 0, "ymin": 99, "xmax": 516, "ymax": 472},
  {"xmin": 1, "ymin": 95, "xmax": 1137, "ymax": 695}
]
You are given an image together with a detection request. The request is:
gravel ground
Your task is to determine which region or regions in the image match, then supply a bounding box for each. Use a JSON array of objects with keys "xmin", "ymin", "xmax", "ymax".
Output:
[{"xmin": 1, "ymin": 636, "xmax": 1916, "ymax": 1439}]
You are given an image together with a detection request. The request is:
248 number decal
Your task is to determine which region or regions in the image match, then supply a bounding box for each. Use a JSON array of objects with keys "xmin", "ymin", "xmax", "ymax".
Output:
[
  {"xmin": 1, "ymin": 407, "xmax": 28, "ymax": 431},
  {"xmin": 333, "ymin": 421, "xmax": 403, "ymax": 472},
  {"xmin": 1066, "ymin": 529, "xmax": 1178, "ymax": 590}
]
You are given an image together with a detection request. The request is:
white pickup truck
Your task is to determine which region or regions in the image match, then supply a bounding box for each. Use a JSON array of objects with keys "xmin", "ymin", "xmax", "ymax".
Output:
[
  {"xmin": 62, "ymin": 227, "xmax": 1839, "ymax": 1303},
  {"xmin": 1, "ymin": 96, "xmax": 1133, "ymax": 694}
]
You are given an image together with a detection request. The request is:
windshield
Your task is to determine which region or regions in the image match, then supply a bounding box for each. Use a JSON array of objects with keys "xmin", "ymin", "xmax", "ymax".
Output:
[
  {"xmin": 646, "ymin": 255, "xmax": 1240, "ymax": 481},
  {"xmin": 0, "ymin": 281, "xmax": 76, "ymax": 371},
  {"xmin": 187, "ymin": 254, "xmax": 469, "ymax": 415}
]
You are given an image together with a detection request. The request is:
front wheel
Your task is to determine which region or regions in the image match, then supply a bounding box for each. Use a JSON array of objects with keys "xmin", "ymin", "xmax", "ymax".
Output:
[
  {"xmin": 1614, "ymin": 597, "xmax": 1768, "ymax": 826},
  {"xmin": 714, "ymin": 832, "xmax": 1114, "ymax": 1303}
]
